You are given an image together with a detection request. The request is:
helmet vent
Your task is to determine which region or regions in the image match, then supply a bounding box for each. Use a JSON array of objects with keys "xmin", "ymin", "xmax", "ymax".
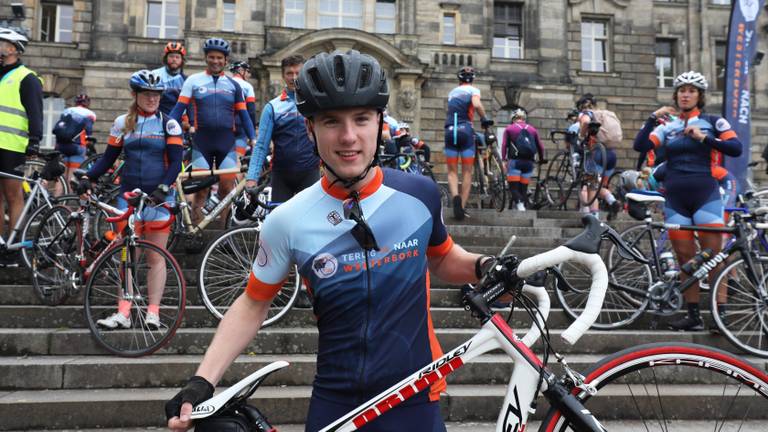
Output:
[
  {"xmin": 334, "ymin": 56, "xmax": 345, "ymax": 86},
  {"xmin": 308, "ymin": 68, "xmax": 325, "ymax": 95},
  {"xmin": 359, "ymin": 64, "xmax": 371, "ymax": 89}
]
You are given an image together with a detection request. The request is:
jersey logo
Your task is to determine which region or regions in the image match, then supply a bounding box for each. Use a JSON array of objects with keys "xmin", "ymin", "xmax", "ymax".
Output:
[
  {"xmin": 256, "ymin": 240, "xmax": 269, "ymax": 267},
  {"xmin": 312, "ymin": 253, "xmax": 338, "ymax": 279},
  {"xmin": 197, "ymin": 87, "xmax": 208, "ymax": 94},
  {"xmin": 166, "ymin": 120, "xmax": 182, "ymax": 136},
  {"xmin": 715, "ymin": 118, "xmax": 731, "ymax": 132},
  {"xmin": 327, "ymin": 211, "xmax": 342, "ymax": 226}
]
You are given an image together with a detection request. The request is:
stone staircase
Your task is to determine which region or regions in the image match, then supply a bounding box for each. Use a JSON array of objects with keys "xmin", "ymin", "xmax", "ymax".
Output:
[{"xmin": 1, "ymin": 209, "xmax": 767, "ymax": 430}]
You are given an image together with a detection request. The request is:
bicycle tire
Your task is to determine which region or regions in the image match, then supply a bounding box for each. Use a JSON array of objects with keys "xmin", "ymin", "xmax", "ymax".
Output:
[
  {"xmin": 540, "ymin": 342, "xmax": 768, "ymax": 431},
  {"xmin": 606, "ymin": 224, "xmax": 668, "ymax": 309},
  {"xmin": 23, "ymin": 159, "xmax": 68, "ymax": 201},
  {"xmin": 545, "ymin": 151, "xmax": 575, "ymax": 208},
  {"xmin": 31, "ymin": 205, "xmax": 81, "ymax": 306},
  {"xmin": 579, "ymin": 143, "xmax": 606, "ymax": 208},
  {"xmin": 486, "ymin": 148, "xmax": 507, "ymax": 212},
  {"xmin": 84, "ymin": 239, "xmax": 186, "ymax": 357},
  {"xmin": 711, "ymin": 256, "xmax": 768, "ymax": 358},
  {"xmin": 556, "ymin": 237, "xmax": 649, "ymax": 329},
  {"xmin": 79, "ymin": 152, "xmax": 102, "ymax": 172},
  {"xmin": 20, "ymin": 194, "xmax": 80, "ymax": 269},
  {"xmin": 602, "ymin": 169, "xmax": 625, "ymax": 212},
  {"xmin": 198, "ymin": 225, "xmax": 300, "ymax": 326}
]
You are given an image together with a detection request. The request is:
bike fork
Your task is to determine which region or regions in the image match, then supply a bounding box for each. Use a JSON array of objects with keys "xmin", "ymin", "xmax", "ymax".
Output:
[{"xmin": 542, "ymin": 378, "xmax": 606, "ymax": 432}]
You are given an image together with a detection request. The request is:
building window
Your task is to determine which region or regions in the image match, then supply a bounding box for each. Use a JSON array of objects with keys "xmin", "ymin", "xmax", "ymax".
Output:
[
  {"xmin": 493, "ymin": 2, "xmax": 522, "ymax": 59},
  {"xmin": 711, "ymin": 0, "xmax": 731, "ymax": 5},
  {"xmin": 42, "ymin": 97, "xmax": 66, "ymax": 150},
  {"xmin": 284, "ymin": 0, "xmax": 306, "ymax": 28},
  {"xmin": 655, "ymin": 39, "xmax": 676, "ymax": 88},
  {"xmin": 715, "ymin": 40, "xmax": 727, "ymax": 90},
  {"xmin": 581, "ymin": 19, "xmax": 609, "ymax": 72},
  {"xmin": 146, "ymin": 0, "xmax": 180, "ymax": 38},
  {"xmin": 221, "ymin": 0, "xmax": 236, "ymax": 32},
  {"xmin": 375, "ymin": 0, "xmax": 396, "ymax": 34},
  {"xmin": 318, "ymin": 0, "xmax": 363, "ymax": 30},
  {"xmin": 40, "ymin": 2, "xmax": 73, "ymax": 43},
  {"xmin": 443, "ymin": 13, "xmax": 456, "ymax": 45}
]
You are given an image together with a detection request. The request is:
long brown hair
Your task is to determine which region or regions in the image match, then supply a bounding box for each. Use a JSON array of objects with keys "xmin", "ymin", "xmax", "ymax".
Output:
[{"xmin": 122, "ymin": 98, "xmax": 139, "ymax": 134}]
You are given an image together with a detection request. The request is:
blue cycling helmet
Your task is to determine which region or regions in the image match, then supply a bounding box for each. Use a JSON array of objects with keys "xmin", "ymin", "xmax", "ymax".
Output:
[
  {"xmin": 203, "ymin": 37, "xmax": 230, "ymax": 56},
  {"xmin": 129, "ymin": 70, "xmax": 164, "ymax": 92}
]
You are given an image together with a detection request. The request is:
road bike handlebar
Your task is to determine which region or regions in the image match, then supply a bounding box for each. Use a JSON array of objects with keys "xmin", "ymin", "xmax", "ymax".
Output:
[{"xmin": 104, "ymin": 189, "xmax": 177, "ymax": 230}]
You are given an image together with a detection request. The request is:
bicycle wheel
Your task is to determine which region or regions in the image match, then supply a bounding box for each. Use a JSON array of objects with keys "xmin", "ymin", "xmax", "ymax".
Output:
[
  {"xmin": 606, "ymin": 224, "xmax": 665, "ymax": 309},
  {"xmin": 84, "ymin": 239, "xmax": 186, "ymax": 357},
  {"xmin": 485, "ymin": 148, "xmax": 507, "ymax": 212},
  {"xmin": 31, "ymin": 205, "xmax": 81, "ymax": 305},
  {"xmin": 20, "ymin": 194, "xmax": 80, "ymax": 269},
  {"xmin": 198, "ymin": 225, "xmax": 300, "ymax": 326},
  {"xmin": 711, "ymin": 256, "xmax": 768, "ymax": 358},
  {"xmin": 23, "ymin": 159, "xmax": 68, "ymax": 202},
  {"xmin": 602, "ymin": 169, "xmax": 625, "ymax": 212},
  {"xmin": 579, "ymin": 143, "xmax": 607, "ymax": 208},
  {"xmin": 556, "ymin": 238, "xmax": 648, "ymax": 329},
  {"xmin": 79, "ymin": 152, "xmax": 102, "ymax": 172},
  {"xmin": 540, "ymin": 342, "xmax": 768, "ymax": 431},
  {"xmin": 545, "ymin": 151, "xmax": 575, "ymax": 208}
]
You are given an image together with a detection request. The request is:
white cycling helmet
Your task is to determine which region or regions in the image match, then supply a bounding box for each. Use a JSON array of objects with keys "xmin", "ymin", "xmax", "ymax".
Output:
[
  {"xmin": 673, "ymin": 71, "xmax": 708, "ymax": 91},
  {"xmin": 510, "ymin": 108, "xmax": 527, "ymax": 122},
  {"xmin": 0, "ymin": 28, "xmax": 28, "ymax": 53}
]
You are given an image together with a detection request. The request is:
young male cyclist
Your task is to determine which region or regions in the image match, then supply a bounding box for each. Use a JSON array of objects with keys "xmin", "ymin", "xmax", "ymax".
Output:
[
  {"xmin": 54, "ymin": 93, "xmax": 96, "ymax": 196},
  {"xmin": 166, "ymin": 50, "xmax": 493, "ymax": 432},
  {"xmin": 152, "ymin": 42, "xmax": 187, "ymax": 116}
]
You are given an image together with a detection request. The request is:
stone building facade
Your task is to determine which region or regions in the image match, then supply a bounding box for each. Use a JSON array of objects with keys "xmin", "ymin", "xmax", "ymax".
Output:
[{"xmin": 2, "ymin": 0, "xmax": 767, "ymax": 173}]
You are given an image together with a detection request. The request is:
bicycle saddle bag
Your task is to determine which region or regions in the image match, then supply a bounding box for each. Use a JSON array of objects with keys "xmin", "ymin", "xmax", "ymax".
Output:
[
  {"xmin": 181, "ymin": 175, "xmax": 219, "ymax": 194},
  {"xmin": 40, "ymin": 155, "xmax": 65, "ymax": 181},
  {"xmin": 195, "ymin": 403, "xmax": 275, "ymax": 432}
]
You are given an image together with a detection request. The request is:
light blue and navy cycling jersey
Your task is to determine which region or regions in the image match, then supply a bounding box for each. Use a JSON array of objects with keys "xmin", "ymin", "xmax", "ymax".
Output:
[
  {"xmin": 444, "ymin": 84, "xmax": 481, "ymax": 162},
  {"xmin": 246, "ymin": 89, "xmax": 319, "ymax": 180},
  {"xmin": 55, "ymin": 105, "xmax": 96, "ymax": 167},
  {"xmin": 444, "ymin": 84, "xmax": 479, "ymax": 127},
  {"xmin": 246, "ymin": 167, "xmax": 453, "ymax": 408},
  {"xmin": 151, "ymin": 66, "xmax": 186, "ymax": 116}
]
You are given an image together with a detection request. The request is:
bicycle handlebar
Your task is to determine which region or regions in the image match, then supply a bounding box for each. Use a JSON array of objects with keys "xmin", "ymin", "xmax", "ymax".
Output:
[{"xmin": 103, "ymin": 189, "xmax": 176, "ymax": 230}]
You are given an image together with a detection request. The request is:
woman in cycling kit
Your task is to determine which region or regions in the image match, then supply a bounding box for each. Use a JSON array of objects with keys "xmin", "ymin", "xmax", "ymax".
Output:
[
  {"xmin": 633, "ymin": 71, "xmax": 742, "ymax": 331},
  {"xmin": 166, "ymin": 50, "xmax": 496, "ymax": 432},
  {"xmin": 81, "ymin": 70, "xmax": 184, "ymax": 330}
]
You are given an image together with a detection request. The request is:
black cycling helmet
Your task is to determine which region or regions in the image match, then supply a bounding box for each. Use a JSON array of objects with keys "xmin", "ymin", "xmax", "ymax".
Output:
[
  {"xmin": 229, "ymin": 60, "xmax": 251, "ymax": 73},
  {"xmin": 295, "ymin": 49, "xmax": 389, "ymax": 118},
  {"xmin": 576, "ymin": 93, "xmax": 596, "ymax": 109},
  {"xmin": 566, "ymin": 109, "xmax": 580, "ymax": 120},
  {"xmin": 457, "ymin": 66, "xmax": 476, "ymax": 83},
  {"xmin": 203, "ymin": 37, "xmax": 230, "ymax": 56}
]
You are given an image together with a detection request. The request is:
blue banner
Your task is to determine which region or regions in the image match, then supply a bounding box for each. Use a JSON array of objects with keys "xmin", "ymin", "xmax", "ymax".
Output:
[{"xmin": 723, "ymin": 0, "xmax": 765, "ymax": 193}]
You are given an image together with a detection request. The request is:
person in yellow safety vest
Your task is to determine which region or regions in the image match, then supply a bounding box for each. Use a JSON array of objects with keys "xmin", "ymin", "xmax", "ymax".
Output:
[{"xmin": 0, "ymin": 28, "xmax": 43, "ymax": 266}]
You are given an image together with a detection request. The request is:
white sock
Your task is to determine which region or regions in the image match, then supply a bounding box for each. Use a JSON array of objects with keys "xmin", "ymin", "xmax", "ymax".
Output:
[{"xmin": 605, "ymin": 193, "xmax": 616, "ymax": 205}]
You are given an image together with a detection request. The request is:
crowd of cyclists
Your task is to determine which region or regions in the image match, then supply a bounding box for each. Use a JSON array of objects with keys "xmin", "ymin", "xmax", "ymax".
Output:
[{"xmin": 1, "ymin": 26, "xmax": 765, "ymax": 431}]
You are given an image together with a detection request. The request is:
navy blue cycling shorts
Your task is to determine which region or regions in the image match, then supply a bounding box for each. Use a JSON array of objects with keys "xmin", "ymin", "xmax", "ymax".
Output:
[
  {"xmin": 305, "ymin": 396, "xmax": 446, "ymax": 432},
  {"xmin": 191, "ymin": 128, "xmax": 236, "ymax": 170},
  {"xmin": 444, "ymin": 123, "xmax": 475, "ymax": 165},
  {"xmin": 664, "ymin": 177, "xmax": 723, "ymax": 227}
]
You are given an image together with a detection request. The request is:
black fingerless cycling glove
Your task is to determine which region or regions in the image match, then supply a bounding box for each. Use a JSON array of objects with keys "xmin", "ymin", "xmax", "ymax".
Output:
[{"xmin": 165, "ymin": 375, "xmax": 215, "ymax": 420}]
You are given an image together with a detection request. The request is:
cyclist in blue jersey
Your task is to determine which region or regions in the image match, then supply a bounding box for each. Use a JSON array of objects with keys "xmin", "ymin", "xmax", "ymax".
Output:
[
  {"xmin": 170, "ymin": 37, "xmax": 256, "ymax": 221},
  {"xmin": 229, "ymin": 60, "xmax": 257, "ymax": 160},
  {"xmin": 245, "ymin": 55, "xmax": 320, "ymax": 203},
  {"xmin": 167, "ymin": 50, "xmax": 495, "ymax": 432},
  {"xmin": 444, "ymin": 66, "xmax": 493, "ymax": 220},
  {"xmin": 633, "ymin": 71, "xmax": 742, "ymax": 331},
  {"xmin": 152, "ymin": 42, "xmax": 187, "ymax": 117},
  {"xmin": 54, "ymin": 93, "xmax": 96, "ymax": 196},
  {"xmin": 79, "ymin": 70, "xmax": 183, "ymax": 330}
]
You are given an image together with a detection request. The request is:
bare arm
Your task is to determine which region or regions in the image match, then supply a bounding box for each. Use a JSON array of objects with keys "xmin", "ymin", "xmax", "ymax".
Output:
[
  {"xmin": 471, "ymin": 95, "xmax": 487, "ymax": 120},
  {"xmin": 428, "ymin": 243, "xmax": 483, "ymax": 284}
]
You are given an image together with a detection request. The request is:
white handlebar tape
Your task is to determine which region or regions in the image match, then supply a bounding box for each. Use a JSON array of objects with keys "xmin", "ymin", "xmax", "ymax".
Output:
[
  {"xmin": 520, "ymin": 283, "xmax": 550, "ymax": 348},
  {"xmin": 517, "ymin": 246, "xmax": 608, "ymax": 345}
]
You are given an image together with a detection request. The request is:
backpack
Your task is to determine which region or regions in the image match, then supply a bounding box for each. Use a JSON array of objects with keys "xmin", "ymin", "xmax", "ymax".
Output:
[
  {"xmin": 508, "ymin": 125, "xmax": 537, "ymax": 159},
  {"xmin": 591, "ymin": 109, "xmax": 623, "ymax": 148},
  {"xmin": 52, "ymin": 112, "xmax": 83, "ymax": 142}
]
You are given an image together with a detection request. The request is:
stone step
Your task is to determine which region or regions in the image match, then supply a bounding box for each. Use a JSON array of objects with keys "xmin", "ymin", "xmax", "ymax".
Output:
[
  {"xmin": 4, "ymin": 353, "xmax": 765, "ymax": 391},
  {"xmin": 0, "ymin": 384, "xmax": 765, "ymax": 430},
  {"xmin": 0, "ymin": 327, "xmax": 743, "ymax": 357}
]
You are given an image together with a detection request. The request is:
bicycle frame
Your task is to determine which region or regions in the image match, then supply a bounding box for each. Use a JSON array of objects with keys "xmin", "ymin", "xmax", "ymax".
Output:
[
  {"xmin": 174, "ymin": 167, "xmax": 249, "ymax": 234},
  {"xmin": 0, "ymin": 169, "xmax": 54, "ymax": 250}
]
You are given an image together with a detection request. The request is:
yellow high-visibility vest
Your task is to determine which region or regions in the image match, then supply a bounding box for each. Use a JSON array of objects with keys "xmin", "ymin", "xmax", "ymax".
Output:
[{"xmin": 0, "ymin": 65, "xmax": 40, "ymax": 153}]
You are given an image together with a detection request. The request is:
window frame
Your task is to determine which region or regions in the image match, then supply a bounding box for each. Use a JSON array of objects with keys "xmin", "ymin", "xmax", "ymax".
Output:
[
  {"xmin": 580, "ymin": 18, "xmax": 610, "ymax": 73},
  {"xmin": 442, "ymin": 12, "xmax": 456, "ymax": 45},
  {"xmin": 221, "ymin": 0, "xmax": 236, "ymax": 32},
  {"xmin": 375, "ymin": 0, "xmax": 396, "ymax": 34},
  {"xmin": 42, "ymin": 97, "xmax": 66, "ymax": 150},
  {"xmin": 492, "ymin": 2, "xmax": 523, "ymax": 59},
  {"xmin": 655, "ymin": 38, "xmax": 676, "ymax": 88},
  {"xmin": 283, "ymin": 0, "xmax": 306, "ymax": 28},
  {"xmin": 39, "ymin": 2, "xmax": 74, "ymax": 43},
  {"xmin": 145, "ymin": 0, "xmax": 180, "ymax": 39},
  {"xmin": 317, "ymin": 0, "xmax": 364, "ymax": 30}
]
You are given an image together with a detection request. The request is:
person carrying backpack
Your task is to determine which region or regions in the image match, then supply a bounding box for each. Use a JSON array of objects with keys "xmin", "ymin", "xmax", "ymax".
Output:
[
  {"xmin": 53, "ymin": 93, "xmax": 96, "ymax": 195},
  {"xmin": 501, "ymin": 108, "xmax": 545, "ymax": 211}
]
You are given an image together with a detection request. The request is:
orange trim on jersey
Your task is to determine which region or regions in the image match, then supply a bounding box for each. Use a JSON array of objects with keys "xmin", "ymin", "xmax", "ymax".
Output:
[
  {"xmin": 167, "ymin": 136, "xmax": 183, "ymax": 146},
  {"xmin": 245, "ymin": 272, "xmax": 286, "ymax": 301},
  {"xmin": 425, "ymin": 270, "xmax": 446, "ymax": 401},
  {"xmin": 235, "ymin": 102, "xmax": 246, "ymax": 111},
  {"xmin": 64, "ymin": 161, "xmax": 81, "ymax": 169},
  {"xmin": 519, "ymin": 177, "xmax": 530, "ymax": 185},
  {"xmin": 178, "ymin": 95, "xmax": 191, "ymax": 104},
  {"xmin": 280, "ymin": 89, "xmax": 289, "ymax": 101},
  {"xmin": 711, "ymin": 165, "xmax": 728, "ymax": 181},
  {"xmin": 468, "ymin": 104, "xmax": 475, "ymax": 122},
  {"xmin": 507, "ymin": 175, "xmax": 521, "ymax": 182},
  {"xmin": 649, "ymin": 134, "xmax": 661, "ymax": 148},
  {"xmin": 445, "ymin": 157, "xmax": 459, "ymax": 165},
  {"xmin": 321, "ymin": 166, "xmax": 383, "ymax": 200},
  {"xmin": 647, "ymin": 150, "xmax": 656, "ymax": 167},
  {"xmin": 107, "ymin": 136, "xmax": 122, "ymax": 147},
  {"xmin": 719, "ymin": 130, "xmax": 737, "ymax": 141},
  {"xmin": 678, "ymin": 108, "xmax": 701, "ymax": 120},
  {"xmin": 427, "ymin": 235, "xmax": 454, "ymax": 258},
  {"xmin": 460, "ymin": 157, "xmax": 474, "ymax": 166},
  {"xmin": 245, "ymin": 96, "xmax": 256, "ymax": 103}
]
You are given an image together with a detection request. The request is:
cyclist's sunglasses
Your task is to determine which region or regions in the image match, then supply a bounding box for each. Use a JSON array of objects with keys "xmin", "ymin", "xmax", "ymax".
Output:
[{"xmin": 342, "ymin": 197, "xmax": 380, "ymax": 251}]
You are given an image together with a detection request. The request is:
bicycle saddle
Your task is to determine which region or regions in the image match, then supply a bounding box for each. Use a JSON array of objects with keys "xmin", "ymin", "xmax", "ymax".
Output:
[{"xmin": 626, "ymin": 190, "xmax": 665, "ymax": 203}]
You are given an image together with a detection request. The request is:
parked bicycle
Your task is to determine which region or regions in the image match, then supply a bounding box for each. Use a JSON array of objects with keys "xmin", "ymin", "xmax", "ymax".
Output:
[
  {"xmin": 31, "ymin": 188, "xmax": 185, "ymax": 357},
  {"xmin": 471, "ymin": 127, "xmax": 506, "ymax": 211},
  {"xmin": 547, "ymin": 128, "xmax": 608, "ymax": 210},
  {"xmin": 188, "ymin": 216, "xmax": 768, "ymax": 431}
]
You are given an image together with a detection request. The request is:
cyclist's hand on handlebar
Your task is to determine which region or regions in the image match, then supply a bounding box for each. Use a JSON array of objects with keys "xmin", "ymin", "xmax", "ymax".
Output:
[
  {"xmin": 481, "ymin": 117, "xmax": 494, "ymax": 128},
  {"xmin": 538, "ymin": 158, "xmax": 548, "ymax": 165},
  {"xmin": 150, "ymin": 187, "xmax": 168, "ymax": 205},
  {"xmin": 75, "ymin": 175, "xmax": 92, "ymax": 196},
  {"xmin": 165, "ymin": 376, "xmax": 214, "ymax": 430}
]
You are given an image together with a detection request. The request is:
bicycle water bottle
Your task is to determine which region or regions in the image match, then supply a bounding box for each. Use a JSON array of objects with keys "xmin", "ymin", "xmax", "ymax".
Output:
[
  {"xmin": 201, "ymin": 194, "xmax": 221, "ymax": 215},
  {"xmin": 658, "ymin": 251, "xmax": 678, "ymax": 279},
  {"xmin": 680, "ymin": 248, "xmax": 713, "ymax": 275},
  {"xmin": 571, "ymin": 152, "xmax": 580, "ymax": 167},
  {"xmin": 90, "ymin": 230, "xmax": 116, "ymax": 254}
]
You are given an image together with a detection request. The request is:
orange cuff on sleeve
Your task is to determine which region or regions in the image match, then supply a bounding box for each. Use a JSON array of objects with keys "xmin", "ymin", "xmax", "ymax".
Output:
[
  {"xmin": 167, "ymin": 136, "xmax": 183, "ymax": 146},
  {"xmin": 719, "ymin": 130, "xmax": 737, "ymax": 141},
  {"xmin": 427, "ymin": 235, "xmax": 455, "ymax": 258},
  {"xmin": 178, "ymin": 96, "xmax": 191, "ymax": 104},
  {"xmin": 245, "ymin": 272, "xmax": 286, "ymax": 302},
  {"xmin": 649, "ymin": 134, "xmax": 661, "ymax": 148},
  {"xmin": 246, "ymin": 96, "xmax": 256, "ymax": 103},
  {"xmin": 235, "ymin": 102, "xmax": 247, "ymax": 110},
  {"xmin": 107, "ymin": 136, "xmax": 122, "ymax": 147}
]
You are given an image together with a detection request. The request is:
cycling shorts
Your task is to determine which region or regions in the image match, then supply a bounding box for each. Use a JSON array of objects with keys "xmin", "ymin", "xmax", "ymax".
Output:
[
  {"xmin": 58, "ymin": 144, "xmax": 86, "ymax": 168},
  {"xmin": 592, "ymin": 147, "xmax": 617, "ymax": 177},
  {"xmin": 0, "ymin": 147, "xmax": 26, "ymax": 176},
  {"xmin": 270, "ymin": 168, "xmax": 320, "ymax": 204},
  {"xmin": 443, "ymin": 123, "xmax": 475, "ymax": 165},
  {"xmin": 664, "ymin": 178, "xmax": 723, "ymax": 230},
  {"xmin": 115, "ymin": 189, "xmax": 175, "ymax": 235},
  {"xmin": 191, "ymin": 129, "xmax": 237, "ymax": 171},
  {"xmin": 305, "ymin": 396, "xmax": 446, "ymax": 432},
  {"xmin": 234, "ymin": 135, "xmax": 248, "ymax": 156},
  {"xmin": 506, "ymin": 159, "xmax": 534, "ymax": 183}
]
